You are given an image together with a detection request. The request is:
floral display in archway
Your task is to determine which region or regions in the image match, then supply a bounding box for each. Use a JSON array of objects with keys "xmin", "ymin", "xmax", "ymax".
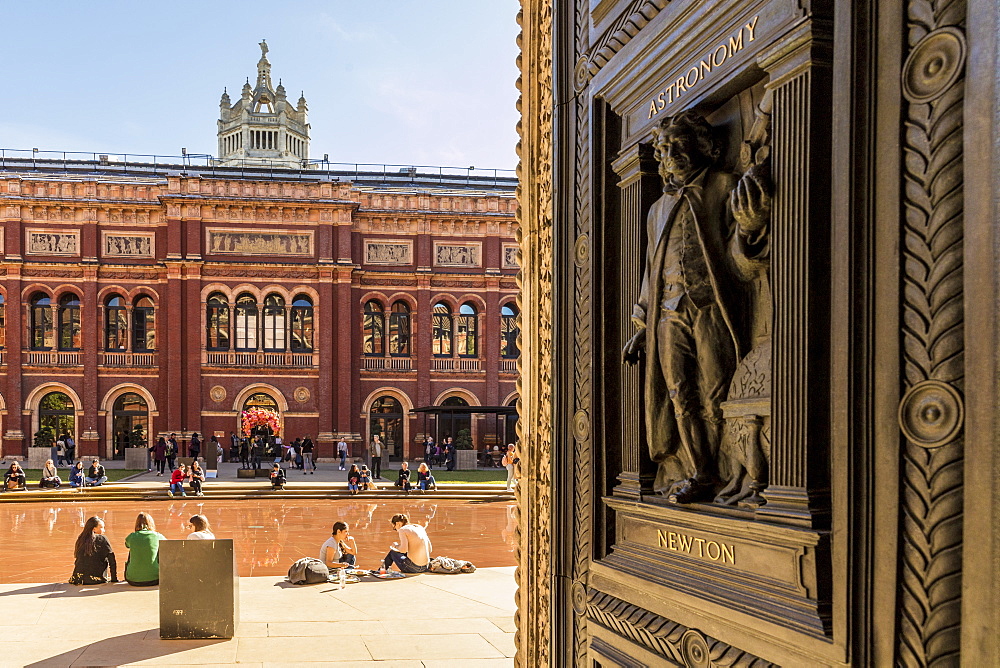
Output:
[{"xmin": 241, "ymin": 407, "xmax": 280, "ymax": 436}]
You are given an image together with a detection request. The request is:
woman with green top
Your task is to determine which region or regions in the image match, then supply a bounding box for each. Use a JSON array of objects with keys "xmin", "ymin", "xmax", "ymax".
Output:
[{"xmin": 124, "ymin": 512, "xmax": 165, "ymax": 586}]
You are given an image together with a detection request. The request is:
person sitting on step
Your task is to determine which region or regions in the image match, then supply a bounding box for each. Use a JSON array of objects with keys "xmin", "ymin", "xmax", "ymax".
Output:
[
  {"xmin": 395, "ymin": 462, "xmax": 412, "ymax": 493},
  {"xmin": 40, "ymin": 459, "xmax": 62, "ymax": 489},
  {"xmin": 270, "ymin": 463, "xmax": 287, "ymax": 490},
  {"xmin": 416, "ymin": 462, "xmax": 437, "ymax": 491},
  {"xmin": 168, "ymin": 463, "xmax": 188, "ymax": 497},
  {"xmin": 3, "ymin": 461, "xmax": 26, "ymax": 491}
]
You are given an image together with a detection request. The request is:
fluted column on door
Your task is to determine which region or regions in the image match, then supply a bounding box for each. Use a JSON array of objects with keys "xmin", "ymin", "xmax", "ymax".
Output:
[
  {"xmin": 757, "ymin": 27, "xmax": 833, "ymax": 526},
  {"xmin": 611, "ymin": 142, "xmax": 660, "ymax": 498}
]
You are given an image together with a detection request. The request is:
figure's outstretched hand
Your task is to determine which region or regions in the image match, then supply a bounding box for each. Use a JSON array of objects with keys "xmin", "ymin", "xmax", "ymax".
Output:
[
  {"xmin": 731, "ymin": 165, "xmax": 772, "ymax": 234},
  {"xmin": 622, "ymin": 328, "xmax": 646, "ymax": 365}
]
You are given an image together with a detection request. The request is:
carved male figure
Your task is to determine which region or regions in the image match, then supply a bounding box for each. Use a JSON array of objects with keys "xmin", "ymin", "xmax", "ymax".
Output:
[{"xmin": 623, "ymin": 110, "xmax": 769, "ymax": 503}]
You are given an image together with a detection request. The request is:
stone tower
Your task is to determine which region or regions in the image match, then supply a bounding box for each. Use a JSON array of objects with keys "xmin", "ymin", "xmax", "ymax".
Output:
[{"xmin": 216, "ymin": 40, "xmax": 310, "ymax": 168}]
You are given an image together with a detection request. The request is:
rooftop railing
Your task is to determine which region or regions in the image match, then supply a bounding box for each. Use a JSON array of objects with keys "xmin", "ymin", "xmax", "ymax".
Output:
[{"xmin": 0, "ymin": 148, "xmax": 517, "ymax": 190}]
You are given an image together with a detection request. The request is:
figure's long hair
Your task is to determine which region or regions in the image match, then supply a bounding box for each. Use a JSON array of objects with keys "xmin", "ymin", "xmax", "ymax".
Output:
[
  {"xmin": 134, "ymin": 512, "xmax": 155, "ymax": 533},
  {"xmin": 189, "ymin": 515, "xmax": 212, "ymax": 534},
  {"xmin": 75, "ymin": 517, "xmax": 103, "ymax": 558}
]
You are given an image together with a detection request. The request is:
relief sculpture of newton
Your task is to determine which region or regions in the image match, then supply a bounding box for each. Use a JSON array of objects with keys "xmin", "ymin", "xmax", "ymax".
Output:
[{"xmin": 623, "ymin": 106, "xmax": 772, "ymax": 505}]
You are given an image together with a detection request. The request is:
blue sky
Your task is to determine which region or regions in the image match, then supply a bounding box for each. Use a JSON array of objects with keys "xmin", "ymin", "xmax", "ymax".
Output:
[{"xmin": 0, "ymin": 1, "xmax": 520, "ymax": 170}]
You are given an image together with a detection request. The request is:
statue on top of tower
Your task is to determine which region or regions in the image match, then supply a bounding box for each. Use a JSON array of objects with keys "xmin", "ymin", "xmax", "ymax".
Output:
[{"xmin": 259, "ymin": 39, "xmax": 268, "ymax": 56}]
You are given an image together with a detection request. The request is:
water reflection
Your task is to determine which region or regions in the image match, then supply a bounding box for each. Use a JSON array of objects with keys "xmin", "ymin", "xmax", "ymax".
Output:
[{"xmin": 0, "ymin": 499, "xmax": 517, "ymax": 583}]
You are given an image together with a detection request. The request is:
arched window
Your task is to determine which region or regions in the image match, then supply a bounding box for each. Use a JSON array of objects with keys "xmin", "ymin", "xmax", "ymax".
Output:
[
  {"xmin": 58, "ymin": 293, "xmax": 81, "ymax": 350},
  {"xmin": 206, "ymin": 293, "xmax": 230, "ymax": 351},
  {"xmin": 501, "ymin": 303, "xmax": 520, "ymax": 358},
  {"xmin": 0, "ymin": 293, "xmax": 7, "ymax": 349},
  {"xmin": 242, "ymin": 392, "xmax": 279, "ymax": 438},
  {"xmin": 369, "ymin": 396, "xmax": 403, "ymax": 458},
  {"xmin": 432, "ymin": 302, "xmax": 452, "ymax": 356},
  {"xmin": 363, "ymin": 300, "xmax": 385, "ymax": 355},
  {"xmin": 105, "ymin": 295, "xmax": 128, "ymax": 350},
  {"xmin": 389, "ymin": 301, "xmax": 411, "ymax": 356},
  {"xmin": 133, "ymin": 296, "xmax": 155, "ymax": 351},
  {"xmin": 30, "ymin": 293, "xmax": 53, "ymax": 350},
  {"xmin": 262, "ymin": 294, "xmax": 286, "ymax": 352},
  {"xmin": 440, "ymin": 395, "xmax": 471, "ymax": 447},
  {"xmin": 39, "ymin": 391, "xmax": 74, "ymax": 441},
  {"xmin": 234, "ymin": 293, "xmax": 259, "ymax": 351},
  {"xmin": 290, "ymin": 295, "xmax": 314, "ymax": 352},
  {"xmin": 112, "ymin": 392, "xmax": 148, "ymax": 460},
  {"xmin": 455, "ymin": 303, "xmax": 478, "ymax": 357}
]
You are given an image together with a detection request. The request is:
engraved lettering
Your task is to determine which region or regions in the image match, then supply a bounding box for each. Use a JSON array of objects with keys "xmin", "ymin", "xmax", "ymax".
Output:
[
  {"xmin": 712, "ymin": 44, "xmax": 728, "ymax": 67},
  {"xmin": 656, "ymin": 529, "xmax": 737, "ymax": 565},
  {"xmin": 693, "ymin": 536, "xmax": 705, "ymax": 557},
  {"xmin": 728, "ymin": 30, "xmax": 744, "ymax": 57},
  {"xmin": 686, "ymin": 66, "xmax": 700, "ymax": 88},
  {"xmin": 645, "ymin": 16, "xmax": 761, "ymax": 112}
]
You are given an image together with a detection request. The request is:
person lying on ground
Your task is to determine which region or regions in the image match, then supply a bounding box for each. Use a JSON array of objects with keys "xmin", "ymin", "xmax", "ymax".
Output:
[
  {"xmin": 70, "ymin": 516, "xmax": 119, "ymax": 585},
  {"xmin": 376, "ymin": 513, "xmax": 432, "ymax": 575},
  {"xmin": 124, "ymin": 512, "xmax": 165, "ymax": 587},
  {"xmin": 320, "ymin": 521, "xmax": 358, "ymax": 569}
]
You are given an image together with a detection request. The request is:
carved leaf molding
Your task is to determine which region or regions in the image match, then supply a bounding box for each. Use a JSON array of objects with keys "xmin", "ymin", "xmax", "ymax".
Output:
[
  {"xmin": 587, "ymin": 589, "xmax": 777, "ymax": 667},
  {"xmin": 897, "ymin": 0, "xmax": 966, "ymax": 665}
]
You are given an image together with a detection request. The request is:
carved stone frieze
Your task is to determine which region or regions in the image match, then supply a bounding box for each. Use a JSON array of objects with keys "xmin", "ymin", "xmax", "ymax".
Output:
[
  {"xmin": 207, "ymin": 229, "xmax": 313, "ymax": 256},
  {"xmin": 586, "ymin": 589, "xmax": 776, "ymax": 667},
  {"xmin": 103, "ymin": 233, "xmax": 154, "ymax": 258},
  {"xmin": 363, "ymin": 277, "xmax": 418, "ymax": 287},
  {"xmin": 364, "ymin": 240, "xmax": 412, "ymax": 265},
  {"xmin": 26, "ymin": 230, "xmax": 79, "ymax": 255},
  {"xmin": 515, "ymin": 0, "xmax": 554, "ymax": 664},
  {"xmin": 896, "ymin": 1, "xmax": 967, "ymax": 665},
  {"xmin": 428, "ymin": 277, "xmax": 483, "ymax": 288},
  {"xmin": 199, "ymin": 267, "xmax": 319, "ymax": 279}
]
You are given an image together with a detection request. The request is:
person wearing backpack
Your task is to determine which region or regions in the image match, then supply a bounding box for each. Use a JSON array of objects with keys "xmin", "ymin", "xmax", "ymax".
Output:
[{"xmin": 166, "ymin": 433, "xmax": 178, "ymax": 471}]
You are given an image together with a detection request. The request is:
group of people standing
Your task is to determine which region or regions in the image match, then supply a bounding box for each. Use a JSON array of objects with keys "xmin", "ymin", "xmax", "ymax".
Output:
[
  {"xmin": 419, "ymin": 436, "xmax": 458, "ymax": 472},
  {"xmin": 229, "ymin": 432, "xmax": 317, "ymax": 474},
  {"xmin": 69, "ymin": 513, "xmax": 215, "ymax": 586}
]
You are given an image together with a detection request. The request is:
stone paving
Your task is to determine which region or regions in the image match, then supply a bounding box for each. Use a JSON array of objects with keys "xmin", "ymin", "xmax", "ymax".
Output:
[{"xmin": 0, "ymin": 567, "xmax": 516, "ymax": 667}]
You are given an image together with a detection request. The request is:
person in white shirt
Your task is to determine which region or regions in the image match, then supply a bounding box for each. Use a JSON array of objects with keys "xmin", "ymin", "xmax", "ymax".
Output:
[
  {"xmin": 377, "ymin": 513, "xmax": 432, "ymax": 574},
  {"xmin": 319, "ymin": 521, "xmax": 357, "ymax": 569},
  {"xmin": 186, "ymin": 515, "xmax": 215, "ymax": 540}
]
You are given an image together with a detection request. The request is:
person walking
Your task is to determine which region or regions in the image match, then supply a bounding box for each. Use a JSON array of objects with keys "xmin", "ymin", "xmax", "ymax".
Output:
[
  {"xmin": 229, "ymin": 431, "xmax": 240, "ymax": 462},
  {"xmin": 64, "ymin": 432, "xmax": 76, "ymax": 464},
  {"xmin": 503, "ymin": 443, "xmax": 519, "ymax": 491},
  {"xmin": 166, "ymin": 433, "xmax": 178, "ymax": 471},
  {"xmin": 153, "ymin": 436, "xmax": 167, "ymax": 476},
  {"xmin": 337, "ymin": 438, "xmax": 348, "ymax": 471},
  {"xmin": 445, "ymin": 437, "xmax": 456, "ymax": 472},
  {"xmin": 189, "ymin": 432, "xmax": 201, "ymax": 462},
  {"xmin": 239, "ymin": 436, "xmax": 250, "ymax": 469},
  {"xmin": 302, "ymin": 436, "xmax": 315, "ymax": 474},
  {"xmin": 424, "ymin": 436, "xmax": 435, "ymax": 470},
  {"xmin": 369, "ymin": 434, "xmax": 383, "ymax": 480},
  {"xmin": 252, "ymin": 435, "xmax": 264, "ymax": 470}
]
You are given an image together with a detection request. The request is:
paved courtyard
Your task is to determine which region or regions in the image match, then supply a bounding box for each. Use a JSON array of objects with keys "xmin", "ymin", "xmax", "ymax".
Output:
[{"xmin": 1, "ymin": 567, "xmax": 516, "ymax": 667}]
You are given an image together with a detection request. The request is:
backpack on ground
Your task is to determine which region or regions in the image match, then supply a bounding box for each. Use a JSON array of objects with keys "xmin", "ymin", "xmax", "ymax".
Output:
[{"xmin": 287, "ymin": 557, "xmax": 330, "ymax": 584}]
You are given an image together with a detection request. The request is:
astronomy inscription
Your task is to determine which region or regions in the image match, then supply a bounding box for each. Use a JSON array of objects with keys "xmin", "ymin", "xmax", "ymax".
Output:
[{"xmin": 207, "ymin": 229, "xmax": 313, "ymax": 256}]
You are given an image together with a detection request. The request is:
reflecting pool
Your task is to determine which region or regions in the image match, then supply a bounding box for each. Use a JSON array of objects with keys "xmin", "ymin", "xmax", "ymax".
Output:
[{"xmin": 0, "ymin": 498, "xmax": 518, "ymax": 583}]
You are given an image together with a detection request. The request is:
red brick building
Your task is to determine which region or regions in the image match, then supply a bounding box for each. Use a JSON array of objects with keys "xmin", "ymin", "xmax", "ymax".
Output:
[{"xmin": 0, "ymin": 159, "xmax": 518, "ymax": 463}]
